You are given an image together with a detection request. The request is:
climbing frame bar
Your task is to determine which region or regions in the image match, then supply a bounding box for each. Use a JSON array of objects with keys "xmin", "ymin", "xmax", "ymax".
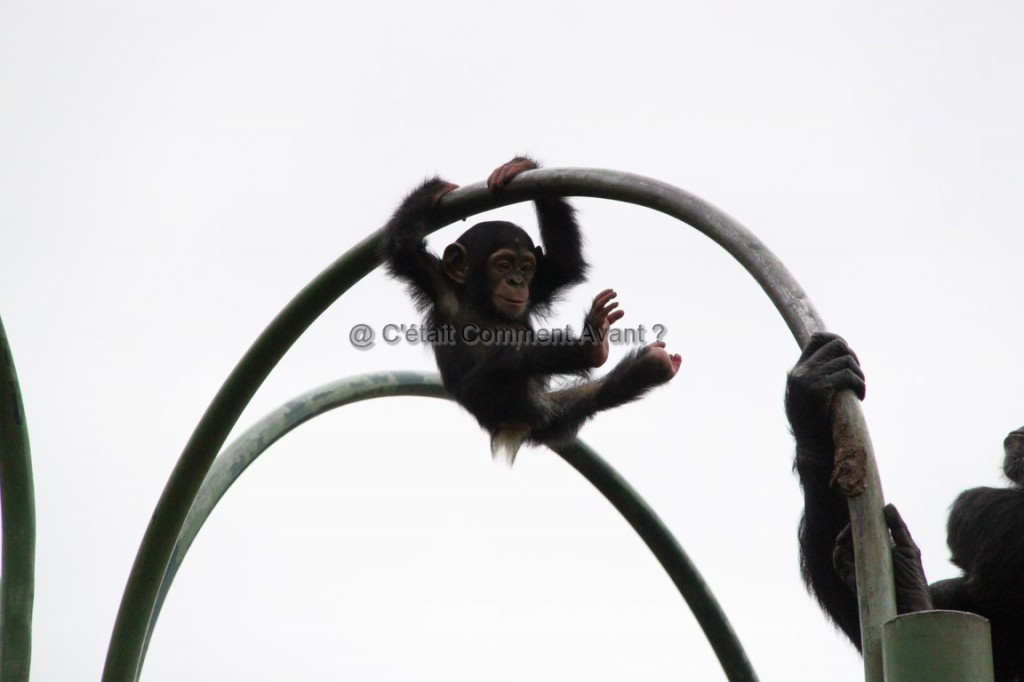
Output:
[{"xmin": 103, "ymin": 168, "xmax": 893, "ymax": 682}]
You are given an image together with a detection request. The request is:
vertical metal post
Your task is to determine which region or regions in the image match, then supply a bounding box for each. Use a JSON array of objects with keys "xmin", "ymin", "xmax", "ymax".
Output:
[
  {"xmin": 831, "ymin": 391, "xmax": 895, "ymax": 682},
  {"xmin": 883, "ymin": 611, "xmax": 994, "ymax": 682}
]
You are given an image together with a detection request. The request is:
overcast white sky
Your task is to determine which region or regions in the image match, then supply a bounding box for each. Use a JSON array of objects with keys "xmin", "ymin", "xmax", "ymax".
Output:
[{"xmin": 2, "ymin": 2, "xmax": 1023, "ymax": 680}]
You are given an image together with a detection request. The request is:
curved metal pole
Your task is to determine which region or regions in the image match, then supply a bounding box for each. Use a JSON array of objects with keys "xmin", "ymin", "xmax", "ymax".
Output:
[
  {"xmin": 0, "ymin": 315, "xmax": 36, "ymax": 682},
  {"xmin": 104, "ymin": 167, "xmax": 892, "ymax": 682},
  {"xmin": 143, "ymin": 371, "xmax": 444, "ymax": 662},
  {"xmin": 551, "ymin": 439, "xmax": 757, "ymax": 682},
  {"xmin": 144, "ymin": 372, "xmax": 757, "ymax": 682}
]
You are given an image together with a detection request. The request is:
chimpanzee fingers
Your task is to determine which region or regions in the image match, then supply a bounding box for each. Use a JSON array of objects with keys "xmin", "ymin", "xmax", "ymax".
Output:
[
  {"xmin": 797, "ymin": 332, "xmax": 843, "ymax": 364},
  {"xmin": 498, "ymin": 165, "xmax": 520, "ymax": 187},
  {"xmin": 791, "ymin": 336, "xmax": 851, "ymax": 392},
  {"xmin": 432, "ymin": 182, "xmax": 460, "ymax": 205},
  {"xmin": 788, "ymin": 350, "xmax": 864, "ymax": 407},
  {"xmin": 797, "ymin": 336, "xmax": 860, "ymax": 383},
  {"xmin": 591, "ymin": 289, "xmax": 618, "ymax": 310},
  {"xmin": 884, "ymin": 504, "xmax": 920, "ymax": 555},
  {"xmin": 885, "ymin": 503, "xmax": 923, "ymax": 568},
  {"xmin": 816, "ymin": 353, "xmax": 863, "ymax": 375},
  {"xmin": 487, "ymin": 166, "xmax": 510, "ymax": 190},
  {"xmin": 409, "ymin": 178, "xmax": 457, "ymax": 209},
  {"xmin": 487, "ymin": 157, "xmax": 537, "ymax": 190},
  {"xmin": 883, "ymin": 504, "xmax": 934, "ymax": 613},
  {"xmin": 487, "ymin": 161, "xmax": 516, "ymax": 189},
  {"xmin": 590, "ymin": 312, "xmax": 623, "ymax": 337},
  {"xmin": 844, "ymin": 371, "xmax": 867, "ymax": 401},
  {"xmin": 486, "ymin": 168, "xmax": 507, "ymax": 190},
  {"xmin": 833, "ymin": 523, "xmax": 858, "ymax": 592},
  {"xmin": 808, "ymin": 336, "xmax": 857, "ymax": 365},
  {"xmin": 816, "ymin": 355, "xmax": 866, "ymax": 400},
  {"xmin": 832, "ymin": 549, "xmax": 856, "ymax": 593},
  {"xmin": 598, "ymin": 301, "xmax": 621, "ymax": 320},
  {"xmin": 667, "ymin": 352, "xmax": 682, "ymax": 375},
  {"xmin": 588, "ymin": 293, "xmax": 620, "ymax": 322}
]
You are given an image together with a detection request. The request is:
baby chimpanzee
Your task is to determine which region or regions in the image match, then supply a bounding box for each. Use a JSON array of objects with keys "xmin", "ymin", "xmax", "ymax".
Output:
[{"xmin": 381, "ymin": 156, "xmax": 680, "ymax": 462}]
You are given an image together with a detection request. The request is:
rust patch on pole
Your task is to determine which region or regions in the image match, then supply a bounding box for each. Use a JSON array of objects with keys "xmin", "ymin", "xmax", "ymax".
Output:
[{"xmin": 831, "ymin": 397, "xmax": 867, "ymax": 496}]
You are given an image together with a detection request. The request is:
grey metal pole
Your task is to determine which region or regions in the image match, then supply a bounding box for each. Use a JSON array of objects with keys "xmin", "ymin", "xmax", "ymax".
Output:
[
  {"xmin": 438, "ymin": 169, "xmax": 894, "ymax": 681},
  {"xmin": 0, "ymin": 315, "xmax": 36, "ymax": 682},
  {"xmin": 104, "ymin": 167, "xmax": 893, "ymax": 682},
  {"xmin": 143, "ymin": 372, "xmax": 758, "ymax": 682}
]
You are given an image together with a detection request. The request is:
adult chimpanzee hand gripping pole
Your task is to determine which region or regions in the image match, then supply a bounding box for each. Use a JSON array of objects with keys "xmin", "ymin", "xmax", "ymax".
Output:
[{"xmin": 787, "ymin": 332, "xmax": 1023, "ymax": 682}]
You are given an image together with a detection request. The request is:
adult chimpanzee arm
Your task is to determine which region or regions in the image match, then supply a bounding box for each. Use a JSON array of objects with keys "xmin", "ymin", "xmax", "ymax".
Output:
[
  {"xmin": 930, "ymin": 577, "xmax": 973, "ymax": 611},
  {"xmin": 380, "ymin": 178, "xmax": 458, "ymax": 312},
  {"xmin": 786, "ymin": 332, "xmax": 867, "ymax": 649},
  {"xmin": 947, "ymin": 485, "xmax": 1024, "ymax": 615}
]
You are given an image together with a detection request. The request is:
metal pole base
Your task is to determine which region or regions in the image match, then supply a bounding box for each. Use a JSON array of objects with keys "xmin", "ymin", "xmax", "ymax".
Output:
[{"xmin": 882, "ymin": 610, "xmax": 993, "ymax": 682}]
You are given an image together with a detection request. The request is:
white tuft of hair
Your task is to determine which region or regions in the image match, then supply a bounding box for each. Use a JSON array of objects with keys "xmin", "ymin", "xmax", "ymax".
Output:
[{"xmin": 491, "ymin": 427, "xmax": 529, "ymax": 467}]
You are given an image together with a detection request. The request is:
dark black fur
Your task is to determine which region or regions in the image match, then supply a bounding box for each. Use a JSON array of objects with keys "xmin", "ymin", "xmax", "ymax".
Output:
[
  {"xmin": 380, "ymin": 161, "xmax": 676, "ymax": 460},
  {"xmin": 786, "ymin": 332, "xmax": 1024, "ymax": 681}
]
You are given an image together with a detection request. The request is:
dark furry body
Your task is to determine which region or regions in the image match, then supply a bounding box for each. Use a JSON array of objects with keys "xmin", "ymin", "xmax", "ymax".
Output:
[{"xmin": 381, "ymin": 172, "xmax": 674, "ymax": 453}]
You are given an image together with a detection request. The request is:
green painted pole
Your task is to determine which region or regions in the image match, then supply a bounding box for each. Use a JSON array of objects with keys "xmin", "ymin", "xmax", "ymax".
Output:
[
  {"xmin": 882, "ymin": 611, "xmax": 994, "ymax": 682},
  {"xmin": 143, "ymin": 371, "xmax": 445, "ymax": 663},
  {"xmin": 553, "ymin": 439, "xmax": 757, "ymax": 682},
  {"xmin": 0, "ymin": 315, "xmax": 36, "ymax": 682},
  {"xmin": 104, "ymin": 167, "xmax": 891, "ymax": 681},
  {"xmin": 101, "ymin": 232, "xmax": 383, "ymax": 682},
  {"xmin": 143, "ymin": 372, "xmax": 758, "ymax": 682}
]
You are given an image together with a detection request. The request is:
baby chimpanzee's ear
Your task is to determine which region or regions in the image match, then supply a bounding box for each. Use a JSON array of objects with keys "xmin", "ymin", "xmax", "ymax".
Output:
[{"xmin": 442, "ymin": 243, "xmax": 469, "ymax": 284}]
